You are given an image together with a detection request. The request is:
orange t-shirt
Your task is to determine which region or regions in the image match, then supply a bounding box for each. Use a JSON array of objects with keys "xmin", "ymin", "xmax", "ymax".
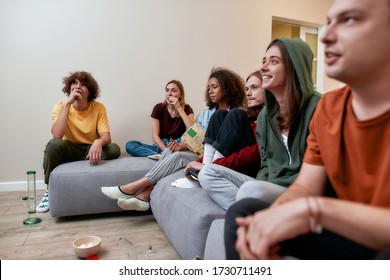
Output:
[{"xmin": 304, "ymin": 86, "xmax": 390, "ymax": 207}]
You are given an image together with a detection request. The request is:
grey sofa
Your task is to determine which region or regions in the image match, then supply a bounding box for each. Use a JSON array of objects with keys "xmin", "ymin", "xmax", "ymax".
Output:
[
  {"xmin": 204, "ymin": 218, "xmax": 226, "ymax": 259},
  {"xmin": 49, "ymin": 155, "xmax": 157, "ymax": 217},
  {"xmin": 150, "ymin": 170, "xmax": 226, "ymax": 259},
  {"xmin": 48, "ymin": 154, "xmax": 226, "ymax": 259}
]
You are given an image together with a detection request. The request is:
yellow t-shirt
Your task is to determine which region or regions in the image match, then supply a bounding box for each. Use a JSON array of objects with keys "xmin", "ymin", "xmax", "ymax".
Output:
[{"xmin": 52, "ymin": 101, "xmax": 110, "ymax": 144}]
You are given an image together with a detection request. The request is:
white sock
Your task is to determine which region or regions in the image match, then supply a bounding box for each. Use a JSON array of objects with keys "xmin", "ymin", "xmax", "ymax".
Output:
[
  {"xmin": 203, "ymin": 143, "xmax": 216, "ymax": 164},
  {"xmin": 212, "ymin": 150, "xmax": 224, "ymax": 161}
]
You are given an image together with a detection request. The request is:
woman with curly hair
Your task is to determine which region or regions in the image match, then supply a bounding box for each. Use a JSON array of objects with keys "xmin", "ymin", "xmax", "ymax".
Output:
[
  {"xmin": 125, "ymin": 80, "xmax": 195, "ymax": 157},
  {"xmin": 37, "ymin": 71, "xmax": 121, "ymax": 213},
  {"xmin": 101, "ymin": 67, "xmax": 261, "ymax": 211}
]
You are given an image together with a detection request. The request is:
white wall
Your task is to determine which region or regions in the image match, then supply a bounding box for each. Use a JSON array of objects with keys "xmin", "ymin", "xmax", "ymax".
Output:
[{"xmin": 0, "ymin": 0, "xmax": 336, "ymax": 185}]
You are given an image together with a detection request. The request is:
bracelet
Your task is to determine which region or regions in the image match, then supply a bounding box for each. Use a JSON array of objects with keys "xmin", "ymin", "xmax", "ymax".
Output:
[{"xmin": 305, "ymin": 197, "xmax": 323, "ymax": 234}]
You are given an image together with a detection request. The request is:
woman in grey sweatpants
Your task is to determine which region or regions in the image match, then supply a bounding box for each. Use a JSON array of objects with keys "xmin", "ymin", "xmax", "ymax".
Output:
[
  {"xmin": 198, "ymin": 164, "xmax": 285, "ymax": 210},
  {"xmin": 145, "ymin": 148, "xmax": 197, "ymax": 184}
]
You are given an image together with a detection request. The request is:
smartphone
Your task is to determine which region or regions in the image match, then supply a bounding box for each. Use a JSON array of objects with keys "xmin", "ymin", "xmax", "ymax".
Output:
[{"xmin": 185, "ymin": 168, "xmax": 199, "ymax": 181}]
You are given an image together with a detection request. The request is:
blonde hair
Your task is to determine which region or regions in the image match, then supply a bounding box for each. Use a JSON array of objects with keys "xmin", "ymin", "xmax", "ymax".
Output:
[{"xmin": 163, "ymin": 80, "xmax": 186, "ymax": 110}]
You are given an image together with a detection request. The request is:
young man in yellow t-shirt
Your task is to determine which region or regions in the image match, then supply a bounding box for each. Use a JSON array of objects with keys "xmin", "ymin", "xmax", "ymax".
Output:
[{"xmin": 37, "ymin": 71, "xmax": 120, "ymax": 213}]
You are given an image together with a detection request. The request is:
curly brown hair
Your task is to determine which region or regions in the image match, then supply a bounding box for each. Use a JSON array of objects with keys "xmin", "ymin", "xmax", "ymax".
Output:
[
  {"xmin": 62, "ymin": 71, "xmax": 100, "ymax": 102},
  {"xmin": 204, "ymin": 67, "xmax": 246, "ymax": 110}
]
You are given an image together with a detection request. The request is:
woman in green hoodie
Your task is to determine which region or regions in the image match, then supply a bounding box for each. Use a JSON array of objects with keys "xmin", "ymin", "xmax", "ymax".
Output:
[{"xmin": 198, "ymin": 37, "xmax": 321, "ymax": 211}]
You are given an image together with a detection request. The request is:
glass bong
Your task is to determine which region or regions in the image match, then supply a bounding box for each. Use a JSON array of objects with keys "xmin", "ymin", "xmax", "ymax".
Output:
[{"xmin": 22, "ymin": 171, "xmax": 42, "ymax": 225}]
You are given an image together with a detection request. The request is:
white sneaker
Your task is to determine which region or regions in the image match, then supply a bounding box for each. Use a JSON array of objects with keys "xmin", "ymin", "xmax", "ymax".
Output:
[
  {"xmin": 117, "ymin": 197, "xmax": 150, "ymax": 211},
  {"xmin": 101, "ymin": 186, "xmax": 135, "ymax": 200},
  {"xmin": 36, "ymin": 190, "xmax": 49, "ymax": 213}
]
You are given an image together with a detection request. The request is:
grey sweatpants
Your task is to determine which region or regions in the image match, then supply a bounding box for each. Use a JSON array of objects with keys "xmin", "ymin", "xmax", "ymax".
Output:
[
  {"xmin": 145, "ymin": 149, "xmax": 198, "ymax": 185},
  {"xmin": 198, "ymin": 163, "xmax": 286, "ymax": 210}
]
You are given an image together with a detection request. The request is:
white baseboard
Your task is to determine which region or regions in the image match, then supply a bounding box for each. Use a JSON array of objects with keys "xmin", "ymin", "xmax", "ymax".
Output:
[{"xmin": 0, "ymin": 181, "xmax": 46, "ymax": 192}]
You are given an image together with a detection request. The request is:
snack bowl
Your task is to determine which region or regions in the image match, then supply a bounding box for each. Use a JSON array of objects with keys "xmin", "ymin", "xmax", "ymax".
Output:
[{"xmin": 73, "ymin": 236, "xmax": 101, "ymax": 259}]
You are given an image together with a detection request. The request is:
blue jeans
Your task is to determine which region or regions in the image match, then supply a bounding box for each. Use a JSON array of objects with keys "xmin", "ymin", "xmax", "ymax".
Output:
[{"xmin": 125, "ymin": 138, "xmax": 181, "ymax": 157}]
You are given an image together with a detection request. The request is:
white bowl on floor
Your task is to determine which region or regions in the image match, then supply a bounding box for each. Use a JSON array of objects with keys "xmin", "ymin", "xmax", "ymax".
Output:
[{"xmin": 73, "ymin": 236, "xmax": 101, "ymax": 259}]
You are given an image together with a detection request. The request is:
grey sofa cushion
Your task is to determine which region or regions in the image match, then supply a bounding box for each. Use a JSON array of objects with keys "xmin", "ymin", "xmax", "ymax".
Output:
[
  {"xmin": 150, "ymin": 170, "xmax": 226, "ymax": 260},
  {"xmin": 204, "ymin": 218, "xmax": 226, "ymax": 260},
  {"xmin": 49, "ymin": 156, "xmax": 156, "ymax": 217}
]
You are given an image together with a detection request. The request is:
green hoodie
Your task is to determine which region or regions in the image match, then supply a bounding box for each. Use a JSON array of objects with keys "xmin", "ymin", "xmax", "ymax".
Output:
[{"xmin": 256, "ymin": 37, "xmax": 321, "ymax": 187}]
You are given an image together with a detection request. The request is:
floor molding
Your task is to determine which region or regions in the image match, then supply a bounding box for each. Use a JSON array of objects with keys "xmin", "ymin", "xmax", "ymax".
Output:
[{"xmin": 0, "ymin": 181, "xmax": 46, "ymax": 192}]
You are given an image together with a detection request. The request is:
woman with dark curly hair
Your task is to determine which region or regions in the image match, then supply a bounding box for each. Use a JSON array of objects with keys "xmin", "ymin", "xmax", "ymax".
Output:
[
  {"xmin": 101, "ymin": 67, "xmax": 260, "ymax": 211},
  {"xmin": 37, "ymin": 71, "xmax": 121, "ymax": 213}
]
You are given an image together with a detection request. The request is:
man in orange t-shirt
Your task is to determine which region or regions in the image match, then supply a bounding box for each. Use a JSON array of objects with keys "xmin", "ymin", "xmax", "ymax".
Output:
[{"xmin": 225, "ymin": 0, "xmax": 390, "ymax": 260}]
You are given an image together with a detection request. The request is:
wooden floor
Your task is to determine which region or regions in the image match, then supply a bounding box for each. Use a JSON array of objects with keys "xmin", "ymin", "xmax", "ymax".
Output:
[{"xmin": 0, "ymin": 189, "xmax": 181, "ymax": 260}]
